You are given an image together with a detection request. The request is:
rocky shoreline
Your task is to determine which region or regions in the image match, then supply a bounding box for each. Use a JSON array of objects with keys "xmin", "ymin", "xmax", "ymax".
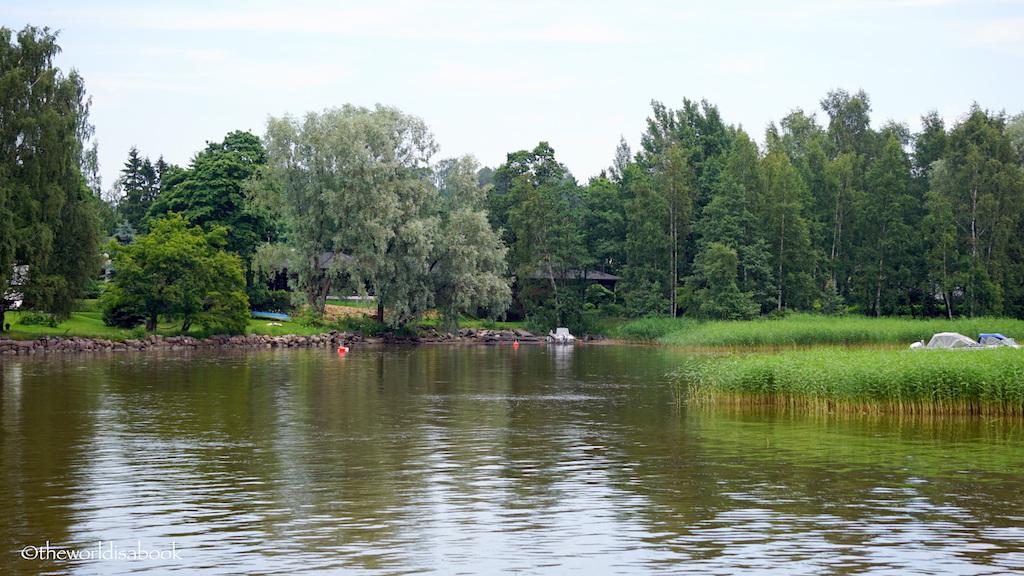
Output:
[
  {"xmin": 0, "ymin": 332, "xmax": 364, "ymax": 355},
  {"xmin": 0, "ymin": 328, "xmax": 607, "ymax": 356}
]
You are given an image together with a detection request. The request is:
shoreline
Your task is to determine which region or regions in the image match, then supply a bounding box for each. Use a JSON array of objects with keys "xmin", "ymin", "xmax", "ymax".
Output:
[{"xmin": 0, "ymin": 328, "xmax": 611, "ymax": 356}]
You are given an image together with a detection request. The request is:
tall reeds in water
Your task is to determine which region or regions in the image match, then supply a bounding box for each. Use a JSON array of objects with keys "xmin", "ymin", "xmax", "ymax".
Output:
[
  {"xmin": 684, "ymin": 348, "xmax": 1024, "ymax": 415},
  {"xmin": 652, "ymin": 314, "xmax": 1024, "ymax": 349}
]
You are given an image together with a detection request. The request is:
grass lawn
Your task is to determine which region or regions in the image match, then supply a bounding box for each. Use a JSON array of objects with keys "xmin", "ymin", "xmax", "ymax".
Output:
[
  {"xmin": 3, "ymin": 310, "xmax": 131, "ymax": 340},
  {"xmin": 1, "ymin": 301, "xmax": 530, "ymax": 341},
  {"xmin": 2, "ymin": 309, "xmax": 327, "ymax": 341}
]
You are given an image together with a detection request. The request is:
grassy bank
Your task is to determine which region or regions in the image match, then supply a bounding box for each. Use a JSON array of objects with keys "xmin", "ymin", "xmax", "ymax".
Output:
[
  {"xmin": 684, "ymin": 347, "xmax": 1024, "ymax": 415},
  {"xmin": 1, "ymin": 305, "xmax": 530, "ymax": 342},
  {"xmin": 613, "ymin": 314, "xmax": 1024, "ymax": 349},
  {"xmin": 2, "ymin": 309, "xmax": 331, "ymax": 341}
]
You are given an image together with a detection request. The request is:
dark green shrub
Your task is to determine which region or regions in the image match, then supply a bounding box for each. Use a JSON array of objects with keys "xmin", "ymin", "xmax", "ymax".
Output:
[
  {"xmin": 17, "ymin": 310, "xmax": 59, "ymax": 328},
  {"xmin": 101, "ymin": 299, "xmax": 146, "ymax": 329},
  {"xmin": 299, "ymin": 307, "xmax": 326, "ymax": 328},
  {"xmin": 331, "ymin": 315, "xmax": 386, "ymax": 336},
  {"xmin": 247, "ymin": 284, "xmax": 292, "ymax": 313}
]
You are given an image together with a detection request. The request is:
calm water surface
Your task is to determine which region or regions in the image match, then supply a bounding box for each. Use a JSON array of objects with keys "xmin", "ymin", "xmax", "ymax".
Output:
[{"xmin": 2, "ymin": 344, "xmax": 1023, "ymax": 575}]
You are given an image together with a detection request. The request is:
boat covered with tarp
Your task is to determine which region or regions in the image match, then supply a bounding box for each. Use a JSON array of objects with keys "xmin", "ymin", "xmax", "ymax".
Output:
[
  {"xmin": 911, "ymin": 332, "xmax": 1021, "ymax": 349},
  {"xmin": 910, "ymin": 332, "xmax": 980, "ymax": 349},
  {"xmin": 978, "ymin": 333, "xmax": 1020, "ymax": 347}
]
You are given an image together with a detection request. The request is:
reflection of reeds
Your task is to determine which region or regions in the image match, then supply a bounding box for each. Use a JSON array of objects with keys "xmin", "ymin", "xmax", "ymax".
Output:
[
  {"xmin": 683, "ymin": 348, "xmax": 1024, "ymax": 416},
  {"xmin": 640, "ymin": 314, "xmax": 1024, "ymax": 348}
]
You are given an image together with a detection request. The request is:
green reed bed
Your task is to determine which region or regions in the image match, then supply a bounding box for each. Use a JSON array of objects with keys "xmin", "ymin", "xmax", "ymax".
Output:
[
  {"xmin": 684, "ymin": 347, "xmax": 1024, "ymax": 415},
  {"xmin": 608, "ymin": 316, "xmax": 701, "ymax": 343},
  {"xmin": 657, "ymin": 314, "xmax": 1024, "ymax": 349}
]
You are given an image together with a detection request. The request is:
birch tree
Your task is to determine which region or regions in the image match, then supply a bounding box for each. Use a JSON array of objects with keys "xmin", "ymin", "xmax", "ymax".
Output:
[{"xmin": 925, "ymin": 106, "xmax": 1024, "ymax": 316}]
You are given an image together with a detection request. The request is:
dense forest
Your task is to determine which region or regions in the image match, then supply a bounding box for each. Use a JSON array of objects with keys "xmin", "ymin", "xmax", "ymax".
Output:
[
  {"xmin": 484, "ymin": 96, "xmax": 1024, "ymax": 329},
  {"xmin": 4, "ymin": 25, "xmax": 1024, "ymax": 334}
]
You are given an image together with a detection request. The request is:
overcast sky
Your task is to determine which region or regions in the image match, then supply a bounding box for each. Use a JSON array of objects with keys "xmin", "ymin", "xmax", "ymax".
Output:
[{"xmin": 5, "ymin": 0, "xmax": 1023, "ymax": 192}]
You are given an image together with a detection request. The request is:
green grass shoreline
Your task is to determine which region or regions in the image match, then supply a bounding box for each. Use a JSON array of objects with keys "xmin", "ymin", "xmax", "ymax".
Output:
[
  {"xmin": 0, "ymin": 307, "xmax": 527, "ymax": 342},
  {"xmin": 0, "ymin": 310, "xmax": 330, "ymax": 341}
]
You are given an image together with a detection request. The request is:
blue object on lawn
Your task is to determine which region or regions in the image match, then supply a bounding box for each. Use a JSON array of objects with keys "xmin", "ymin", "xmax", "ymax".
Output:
[{"xmin": 250, "ymin": 311, "xmax": 292, "ymax": 322}]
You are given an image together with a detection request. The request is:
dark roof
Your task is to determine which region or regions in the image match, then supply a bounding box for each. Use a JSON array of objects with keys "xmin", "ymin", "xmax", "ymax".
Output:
[{"xmin": 529, "ymin": 266, "xmax": 618, "ymax": 281}]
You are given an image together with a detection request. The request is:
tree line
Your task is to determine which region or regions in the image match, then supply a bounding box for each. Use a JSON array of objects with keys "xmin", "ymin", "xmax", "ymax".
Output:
[
  {"xmin": 102, "ymin": 106, "xmax": 512, "ymax": 333},
  {"xmin": 486, "ymin": 94, "xmax": 1024, "ymax": 329},
  {"xmin": 4, "ymin": 25, "xmax": 1024, "ymax": 335}
]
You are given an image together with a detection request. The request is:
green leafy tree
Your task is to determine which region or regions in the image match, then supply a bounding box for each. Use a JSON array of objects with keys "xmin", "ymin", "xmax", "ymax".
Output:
[
  {"xmin": 652, "ymin": 144, "xmax": 694, "ymax": 316},
  {"xmin": 757, "ymin": 150, "xmax": 816, "ymax": 311},
  {"xmin": 620, "ymin": 165, "xmax": 670, "ymax": 317},
  {"xmin": 922, "ymin": 181, "xmax": 968, "ymax": 319},
  {"xmin": 147, "ymin": 131, "xmax": 275, "ymax": 307},
  {"xmin": 507, "ymin": 167, "xmax": 587, "ymax": 328},
  {"xmin": 1007, "ymin": 112, "xmax": 1024, "ymax": 167},
  {"xmin": 487, "ymin": 142, "xmax": 568, "ymax": 247},
  {"xmin": 690, "ymin": 130, "xmax": 774, "ymax": 315},
  {"xmin": 582, "ymin": 176, "xmax": 626, "ymax": 274},
  {"xmin": 821, "ymin": 88, "xmax": 878, "ymax": 159},
  {"xmin": 694, "ymin": 243, "xmax": 758, "ymax": 320},
  {"xmin": 608, "ymin": 136, "xmax": 632, "ymax": 184},
  {"xmin": 641, "ymin": 98, "xmax": 732, "ymax": 205},
  {"xmin": 914, "ymin": 111, "xmax": 948, "ymax": 177},
  {"xmin": 768, "ymin": 107, "xmax": 859, "ymax": 310},
  {"xmin": 854, "ymin": 135, "xmax": 916, "ymax": 316},
  {"xmin": 0, "ymin": 26, "xmax": 103, "ymax": 324},
  {"xmin": 431, "ymin": 155, "xmax": 512, "ymax": 331},
  {"xmin": 487, "ymin": 142, "xmax": 587, "ymax": 327},
  {"xmin": 253, "ymin": 105, "xmax": 508, "ymax": 328},
  {"xmin": 148, "ymin": 131, "xmax": 272, "ymax": 256},
  {"xmin": 626, "ymin": 99, "xmax": 733, "ymax": 317},
  {"xmin": 251, "ymin": 105, "xmax": 439, "ymax": 319},
  {"xmin": 116, "ymin": 146, "xmax": 160, "ymax": 231},
  {"xmin": 925, "ymin": 106, "xmax": 1024, "ymax": 316},
  {"xmin": 102, "ymin": 215, "xmax": 250, "ymax": 333}
]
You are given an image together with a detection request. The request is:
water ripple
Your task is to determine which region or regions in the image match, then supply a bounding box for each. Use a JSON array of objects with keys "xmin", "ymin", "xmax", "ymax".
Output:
[{"xmin": 2, "ymin": 347, "xmax": 1022, "ymax": 575}]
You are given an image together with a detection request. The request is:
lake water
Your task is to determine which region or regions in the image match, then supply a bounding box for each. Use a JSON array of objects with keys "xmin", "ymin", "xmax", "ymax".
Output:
[{"xmin": 2, "ymin": 344, "xmax": 1023, "ymax": 575}]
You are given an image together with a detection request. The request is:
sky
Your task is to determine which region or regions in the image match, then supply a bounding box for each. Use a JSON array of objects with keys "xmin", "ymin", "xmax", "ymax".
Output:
[{"xmin": 4, "ymin": 0, "xmax": 1023, "ymax": 194}]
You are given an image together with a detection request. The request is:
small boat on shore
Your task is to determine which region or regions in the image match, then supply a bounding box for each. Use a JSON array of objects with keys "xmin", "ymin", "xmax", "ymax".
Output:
[
  {"xmin": 978, "ymin": 333, "xmax": 1020, "ymax": 347},
  {"xmin": 910, "ymin": 332, "xmax": 1020, "ymax": 349},
  {"xmin": 547, "ymin": 327, "xmax": 576, "ymax": 343},
  {"xmin": 910, "ymin": 332, "xmax": 979, "ymax": 349}
]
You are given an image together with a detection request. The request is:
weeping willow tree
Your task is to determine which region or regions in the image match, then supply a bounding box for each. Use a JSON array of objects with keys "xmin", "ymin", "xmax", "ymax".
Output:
[{"xmin": 250, "ymin": 105, "xmax": 509, "ymax": 328}]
